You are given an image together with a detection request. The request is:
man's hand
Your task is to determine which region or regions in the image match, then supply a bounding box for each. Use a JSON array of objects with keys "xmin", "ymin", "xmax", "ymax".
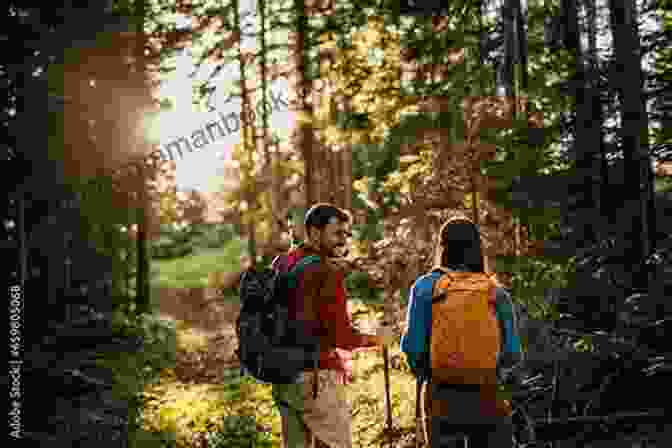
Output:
[{"xmin": 375, "ymin": 325, "xmax": 396, "ymax": 347}]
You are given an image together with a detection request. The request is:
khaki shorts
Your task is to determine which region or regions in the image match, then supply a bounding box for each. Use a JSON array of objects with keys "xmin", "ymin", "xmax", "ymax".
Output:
[{"xmin": 272, "ymin": 370, "xmax": 352, "ymax": 448}]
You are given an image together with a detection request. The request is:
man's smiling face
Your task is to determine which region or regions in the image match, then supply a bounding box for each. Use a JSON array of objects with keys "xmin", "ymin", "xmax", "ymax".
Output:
[{"xmin": 311, "ymin": 217, "xmax": 351, "ymax": 257}]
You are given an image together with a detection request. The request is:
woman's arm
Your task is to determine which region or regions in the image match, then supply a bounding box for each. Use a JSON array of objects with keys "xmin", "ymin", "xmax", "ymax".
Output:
[
  {"xmin": 496, "ymin": 288, "xmax": 524, "ymax": 368},
  {"xmin": 401, "ymin": 276, "xmax": 431, "ymax": 376}
]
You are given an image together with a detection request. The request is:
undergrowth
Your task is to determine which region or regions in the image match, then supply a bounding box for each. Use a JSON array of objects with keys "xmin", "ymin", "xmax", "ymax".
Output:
[{"xmin": 119, "ymin": 298, "xmax": 424, "ymax": 448}]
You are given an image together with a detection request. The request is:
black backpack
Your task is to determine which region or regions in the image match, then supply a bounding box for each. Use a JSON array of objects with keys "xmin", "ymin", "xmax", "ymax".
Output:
[{"xmin": 234, "ymin": 254, "xmax": 322, "ymax": 384}]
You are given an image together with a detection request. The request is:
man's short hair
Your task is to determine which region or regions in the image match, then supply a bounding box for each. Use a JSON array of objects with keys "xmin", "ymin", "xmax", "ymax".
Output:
[{"xmin": 304, "ymin": 203, "xmax": 351, "ymax": 232}]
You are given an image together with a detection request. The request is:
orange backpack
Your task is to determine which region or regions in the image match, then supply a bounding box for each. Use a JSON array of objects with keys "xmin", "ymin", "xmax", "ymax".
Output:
[
  {"xmin": 430, "ymin": 268, "xmax": 501, "ymax": 387},
  {"xmin": 430, "ymin": 268, "xmax": 513, "ymax": 419}
]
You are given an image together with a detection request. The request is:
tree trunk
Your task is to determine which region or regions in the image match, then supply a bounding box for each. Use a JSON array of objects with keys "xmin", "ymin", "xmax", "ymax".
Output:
[
  {"xmin": 233, "ymin": 0, "xmax": 257, "ymax": 266},
  {"xmin": 569, "ymin": 0, "xmax": 601, "ymax": 247},
  {"xmin": 499, "ymin": 0, "xmax": 516, "ymax": 98},
  {"xmin": 500, "ymin": 0, "xmax": 528, "ymax": 267},
  {"xmin": 585, "ymin": 0, "xmax": 612, "ymax": 229},
  {"xmin": 499, "ymin": 0, "xmax": 516, "ymax": 258},
  {"xmin": 609, "ymin": 0, "xmax": 654, "ymax": 288},
  {"xmin": 293, "ymin": 0, "xmax": 315, "ymax": 241},
  {"xmin": 273, "ymin": 136, "xmax": 286, "ymax": 228},
  {"xmin": 134, "ymin": 0, "xmax": 150, "ymax": 313},
  {"xmin": 258, "ymin": 0, "xmax": 280, "ymax": 246},
  {"xmin": 562, "ymin": 0, "xmax": 580, "ymax": 51},
  {"xmin": 314, "ymin": 89, "xmax": 329, "ymax": 204},
  {"xmin": 342, "ymin": 94, "xmax": 353, "ymax": 212}
]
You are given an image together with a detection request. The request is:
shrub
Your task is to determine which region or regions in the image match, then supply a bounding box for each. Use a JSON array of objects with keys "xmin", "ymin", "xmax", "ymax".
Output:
[
  {"xmin": 192, "ymin": 223, "xmax": 236, "ymax": 249},
  {"xmin": 205, "ymin": 414, "xmax": 274, "ymax": 448},
  {"xmin": 97, "ymin": 309, "xmax": 178, "ymax": 448},
  {"xmin": 139, "ymin": 370, "xmax": 280, "ymax": 448},
  {"xmin": 346, "ymin": 270, "xmax": 382, "ymax": 303}
]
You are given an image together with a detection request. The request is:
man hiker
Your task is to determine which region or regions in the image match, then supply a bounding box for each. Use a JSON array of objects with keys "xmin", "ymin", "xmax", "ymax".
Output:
[
  {"xmin": 271, "ymin": 203, "xmax": 396, "ymax": 448},
  {"xmin": 401, "ymin": 216, "xmax": 524, "ymax": 447}
]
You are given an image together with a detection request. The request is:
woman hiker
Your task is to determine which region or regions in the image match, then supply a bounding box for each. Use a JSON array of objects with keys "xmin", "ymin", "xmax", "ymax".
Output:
[{"xmin": 401, "ymin": 216, "xmax": 524, "ymax": 447}]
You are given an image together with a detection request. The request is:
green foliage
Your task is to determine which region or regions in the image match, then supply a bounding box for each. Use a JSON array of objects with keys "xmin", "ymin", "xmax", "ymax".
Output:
[
  {"xmin": 151, "ymin": 222, "xmax": 230, "ymax": 260},
  {"xmin": 352, "ymin": 140, "xmax": 400, "ymax": 181},
  {"xmin": 139, "ymin": 366, "xmax": 280, "ymax": 448},
  {"xmin": 655, "ymin": 176, "xmax": 672, "ymax": 193},
  {"xmin": 66, "ymin": 178, "xmax": 139, "ymax": 303},
  {"xmin": 128, "ymin": 426, "xmax": 177, "ymax": 448},
  {"xmin": 96, "ymin": 310, "xmax": 178, "ymax": 447},
  {"xmin": 152, "ymin": 239, "xmax": 244, "ymax": 289},
  {"xmin": 351, "ymin": 202, "xmax": 385, "ymax": 242},
  {"xmin": 345, "ymin": 270, "xmax": 382, "ymax": 302},
  {"xmin": 573, "ymin": 335, "xmax": 597, "ymax": 353},
  {"xmin": 152, "ymin": 222, "xmax": 236, "ymax": 259},
  {"xmin": 256, "ymin": 252, "xmax": 278, "ymax": 268},
  {"xmin": 151, "ymin": 233, "xmax": 195, "ymax": 260},
  {"xmin": 351, "ymin": 138, "xmax": 402, "ymax": 228},
  {"xmin": 495, "ymin": 254, "xmax": 575, "ymax": 321},
  {"xmin": 205, "ymin": 414, "xmax": 274, "ymax": 448}
]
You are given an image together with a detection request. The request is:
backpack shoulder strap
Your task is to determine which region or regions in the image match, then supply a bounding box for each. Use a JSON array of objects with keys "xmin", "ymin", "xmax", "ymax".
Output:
[
  {"xmin": 283, "ymin": 255, "xmax": 321, "ymax": 288},
  {"xmin": 430, "ymin": 270, "xmax": 453, "ymax": 304},
  {"xmin": 430, "ymin": 271, "xmax": 497, "ymax": 304},
  {"xmin": 290, "ymin": 255, "xmax": 321, "ymax": 274}
]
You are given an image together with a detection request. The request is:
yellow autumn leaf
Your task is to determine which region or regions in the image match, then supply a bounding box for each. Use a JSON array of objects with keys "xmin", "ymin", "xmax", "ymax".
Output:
[
  {"xmin": 399, "ymin": 179, "xmax": 411, "ymax": 194},
  {"xmin": 319, "ymin": 32, "xmax": 334, "ymax": 44},
  {"xmin": 158, "ymin": 407, "xmax": 180, "ymax": 427},
  {"xmin": 351, "ymin": 130, "xmax": 368, "ymax": 144},
  {"xmin": 399, "ymin": 155, "xmax": 421, "ymax": 165},
  {"xmin": 324, "ymin": 125, "xmax": 342, "ymax": 144},
  {"xmin": 319, "ymin": 39, "xmax": 337, "ymax": 51},
  {"xmin": 295, "ymin": 111, "xmax": 313, "ymax": 125},
  {"xmin": 353, "ymin": 177, "xmax": 369, "ymax": 193}
]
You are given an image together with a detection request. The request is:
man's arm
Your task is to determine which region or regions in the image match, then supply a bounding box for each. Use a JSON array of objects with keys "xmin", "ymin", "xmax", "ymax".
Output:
[
  {"xmin": 323, "ymin": 273, "xmax": 379, "ymax": 351},
  {"xmin": 300, "ymin": 264, "xmax": 379, "ymax": 350}
]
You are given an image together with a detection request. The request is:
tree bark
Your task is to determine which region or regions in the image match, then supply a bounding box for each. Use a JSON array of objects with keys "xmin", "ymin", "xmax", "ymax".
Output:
[
  {"xmin": 585, "ymin": 0, "xmax": 612, "ymax": 228},
  {"xmin": 609, "ymin": 0, "xmax": 654, "ymax": 288},
  {"xmin": 134, "ymin": 0, "xmax": 150, "ymax": 313},
  {"xmin": 293, "ymin": 0, "xmax": 315, "ymax": 241},
  {"xmin": 500, "ymin": 0, "xmax": 528, "ymax": 266},
  {"xmin": 569, "ymin": 0, "xmax": 601, "ymax": 246},
  {"xmin": 258, "ymin": 0, "xmax": 280, "ymax": 247},
  {"xmin": 233, "ymin": 0, "xmax": 257, "ymax": 266},
  {"xmin": 342, "ymin": 94, "xmax": 354, "ymax": 213},
  {"xmin": 499, "ymin": 0, "xmax": 516, "ymax": 98}
]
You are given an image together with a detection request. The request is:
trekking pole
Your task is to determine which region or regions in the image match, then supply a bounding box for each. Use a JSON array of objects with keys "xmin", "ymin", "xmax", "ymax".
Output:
[
  {"xmin": 382, "ymin": 344, "xmax": 393, "ymax": 432},
  {"xmin": 381, "ymin": 302, "xmax": 394, "ymax": 447},
  {"xmin": 416, "ymin": 376, "xmax": 423, "ymax": 448}
]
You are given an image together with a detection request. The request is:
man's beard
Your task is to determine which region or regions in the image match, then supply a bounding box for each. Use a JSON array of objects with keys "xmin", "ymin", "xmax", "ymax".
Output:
[
  {"xmin": 332, "ymin": 245, "xmax": 348, "ymax": 258},
  {"xmin": 319, "ymin": 242, "xmax": 347, "ymax": 258}
]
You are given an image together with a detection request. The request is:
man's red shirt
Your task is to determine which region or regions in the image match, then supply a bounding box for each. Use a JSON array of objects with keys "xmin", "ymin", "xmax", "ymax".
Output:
[{"xmin": 275, "ymin": 245, "xmax": 376, "ymax": 384}]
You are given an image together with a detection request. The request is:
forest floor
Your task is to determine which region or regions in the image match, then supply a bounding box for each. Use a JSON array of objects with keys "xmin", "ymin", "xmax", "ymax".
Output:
[
  {"xmin": 154, "ymin": 287, "xmax": 242, "ymax": 383},
  {"xmin": 149, "ymin": 287, "xmax": 668, "ymax": 448},
  {"xmin": 150, "ymin": 286, "xmax": 420, "ymax": 448}
]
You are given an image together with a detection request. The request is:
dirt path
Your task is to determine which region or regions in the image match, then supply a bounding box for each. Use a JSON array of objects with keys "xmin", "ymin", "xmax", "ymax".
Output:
[
  {"xmin": 155, "ymin": 287, "xmax": 242, "ymax": 383},
  {"xmin": 153, "ymin": 287, "xmax": 399, "ymax": 384}
]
